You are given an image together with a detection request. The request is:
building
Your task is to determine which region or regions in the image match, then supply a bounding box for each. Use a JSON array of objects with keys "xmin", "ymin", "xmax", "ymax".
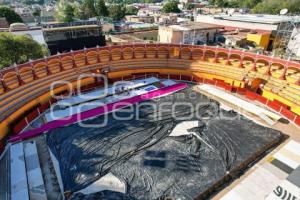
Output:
[
  {"xmin": 42, "ymin": 21, "xmax": 106, "ymax": 54},
  {"xmin": 196, "ymin": 14, "xmax": 295, "ymax": 31},
  {"xmin": 137, "ymin": 6, "xmax": 162, "ymax": 16},
  {"xmin": 158, "ymin": 22, "xmax": 221, "ymax": 44},
  {"xmin": 196, "ymin": 14, "xmax": 300, "ymax": 53},
  {"xmin": 0, "ymin": 18, "xmax": 9, "ymax": 32},
  {"xmin": 12, "ymin": 29, "xmax": 46, "ymax": 45},
  {"xmin": 125, "ymin": 15, "xmax": 154, "ymax": 24},
  {"xmin": 154, "ymin": 14, "xmax": 178, "ymax": 25}
]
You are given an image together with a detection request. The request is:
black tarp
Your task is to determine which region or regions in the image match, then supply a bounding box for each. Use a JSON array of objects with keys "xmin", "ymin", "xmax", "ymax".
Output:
[{"xmin": 47, "ymin": 87, "xmax": 284, "ymax": 199}]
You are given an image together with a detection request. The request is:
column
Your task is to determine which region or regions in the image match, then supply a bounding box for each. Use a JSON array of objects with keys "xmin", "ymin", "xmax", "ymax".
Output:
[
  {"xmin": 279, "ymin": 67, "xmax": 288, "ymax": 80},
  {"xmin": 265, "ymin": 63, "xmax": 272, "ymax": 75},
  {"xmin": 0, "ymin": 74, "xmax": 8, "ymax": 92},
  {"xmin": 132, "ymin": 48, "xmax": 136, "ymax": 59},
  {"xmin": 120, "ymin": 49, "xmax": 124, "ymax": 60},
  {"xmin": 202, "ymin": 50, "xmax": 206, "ymax": 61},
  {"xmin": 252, "ymin": 60, "xmax": 257, "ymax": 71},
  {"xmin": 30, "ymin": 61, "xmax": 37, "ymax": 79},
  {"xmin": 16, "ymin": 73, "xmax": 24, "ymax": 85},
  {"xmin": 59, "ymin": 56, "xmax": 63, "ymax": 72},
  {"xmin": 296, "ymin": 77, "xmax": 300, "ymax": 85},
  {"xmin": 213, "ymin": 52, "xmax": 218, "ymax": 63},
  {"xmin": 178, "ymin": 48, "xmax": 182, "ymax": 59}
]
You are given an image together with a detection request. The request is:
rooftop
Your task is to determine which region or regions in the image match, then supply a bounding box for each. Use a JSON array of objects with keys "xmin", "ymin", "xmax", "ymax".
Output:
[
  {"xmin": 213, "ymin": 14, "xmax": 300, "ymax": 24},
  {"xmin": 168, "ymin": 22, "xmax": 222, "ymax": 31}
]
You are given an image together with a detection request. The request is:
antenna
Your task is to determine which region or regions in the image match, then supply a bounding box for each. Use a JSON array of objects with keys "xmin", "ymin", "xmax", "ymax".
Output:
[{"xmin": 280, "ymin": 8, "xmax": 288, "ymax": 15}]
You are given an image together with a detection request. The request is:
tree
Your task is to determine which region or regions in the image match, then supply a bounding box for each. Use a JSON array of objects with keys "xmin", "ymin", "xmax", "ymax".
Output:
[
  {"xmin": 96, "ymin": 0, "xmax": 109, "ymax": 17},
  {"xmin": 125, "ymin": 6, "xmax": 138, "ymax": 15},
  {"xmin": 252, "ymin": 0, "xmax": 300, "ymax": 14},
  {"xmin": 109, "ymin": 5, "xmax": 125, "ymax": 21},
  {"xmin": 82, "ymin": 0, "xmax": 97, "ymax": 18},
  {"xmin": 238, "ymin": 0, "xmax": 262, "ymax": 8},
  {"xmin": 56, "ymin": 1, "xmax": 76, "ymax": 23},
  {"xmin": 0, "ymin": 33, "xmax": 48, "ymax": 69},
  {"xmin": 32, "ymin": 8, "xmax": 41, "ymax": 24},
  {"xmin": 162, "ymin": 1, "xmax": 181, "ymax": 13},
  {"xmin": 186, "ymin": 4, "xmax": 195, "ymax": 10},
  {"xmin": 0, "ymin": 6, "xmax": 23, "ymax": 24}
]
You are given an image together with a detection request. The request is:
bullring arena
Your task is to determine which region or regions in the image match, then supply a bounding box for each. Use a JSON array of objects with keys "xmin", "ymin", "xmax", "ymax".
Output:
[{"xmin": 0, "ymin": 43, "xmax": 300, "ymax": 200}]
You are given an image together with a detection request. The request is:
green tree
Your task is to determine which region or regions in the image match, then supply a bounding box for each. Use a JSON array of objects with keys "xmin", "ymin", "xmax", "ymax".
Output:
[
  {"xmin": 186, "ymin": 4, "xmax": 195, "ymax": 10},
  {"xmin": 82, "ymin": 0, "xmax": 97, "ymax": 18},
  {"xmin": 96, "ymin": 0, "xmax": 109, "ymax": 17},
  {"xmin": 162, "ymin": 1, "xmax": 181, "ymax": 13},
  {"xmin": 0, "ymin": 6, "xmax": 23, "ymax": 25},
  {"xmin": 238, "ymin": 0, "xmax": 261, "ymax": 8},
  {"xmin": 252, "ymin": 0, "xmax": 300, "ymax": 14},
  {"xmin": 125, "ymin": 6, "xmax": 138, "ymax": 15},
  {"xmin": 56, "ymin": 1, "xmax": 76, "ymax": 23},
  {"xmin": 109, "ymin": 5, "xmax": 125, "ymax": 21},
  {"xmin": 32, "ymin": 8, "xmax": 41, "ymax": 24},
  {"xmin": 0, "ymin": 33, "xmax": 48, "ymax": 69}
]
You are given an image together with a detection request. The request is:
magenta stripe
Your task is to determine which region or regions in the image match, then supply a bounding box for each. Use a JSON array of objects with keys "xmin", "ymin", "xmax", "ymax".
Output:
[{"xmin": 9, "ymin": 83, "xmax": 188, "ymax": 143}]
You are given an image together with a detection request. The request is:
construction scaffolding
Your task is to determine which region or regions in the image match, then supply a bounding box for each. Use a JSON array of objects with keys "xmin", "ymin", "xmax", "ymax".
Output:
[{"xmin": 273, "ymin": 14, "xmax": 300, "ymax": 58}]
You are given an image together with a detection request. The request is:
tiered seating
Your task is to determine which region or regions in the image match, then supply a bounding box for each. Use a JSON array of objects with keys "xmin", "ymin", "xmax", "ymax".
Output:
[
  {"xmin": 10, "ymin": 141, "xmax": 47, "ymax": 200},
  {"xmin": 23, "ymin": 142, "xmax": 47, "ymax": 200},
  {"xmin": 280, "ymin": 84, "xmax": 300, "ymax": 105},
  {"xmin": 263, "ymin": 76, "xmax": 287, "ymax": 93},
  {"xmin": 0, "ymin": 64, "xmax": 99, "ymax": 122},
  {"xmin": 10, "ymin": 143, "xmax": 29, "ymax": 200},
  {"xmin": 191, "ymin": 61, "xmax": 246, "ymax": 81}
]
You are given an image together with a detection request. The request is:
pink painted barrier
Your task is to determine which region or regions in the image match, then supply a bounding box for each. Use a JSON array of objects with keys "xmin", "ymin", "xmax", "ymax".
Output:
[{"xmin": 9, "ymin": 83, "xmax": 188, "ymax": 143}]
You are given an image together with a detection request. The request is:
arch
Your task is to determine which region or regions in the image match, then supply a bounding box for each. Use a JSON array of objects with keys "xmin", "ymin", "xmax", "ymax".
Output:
[
  {"xmin": 134, "ymin": 47, "xmax": 145, "ymax": 59},
  {"xmin": 19, "ymin": 67, "xmax": 34, "ymax": 83},
  {"xmin": 286, "ymin": 66, "xmax": 300, "ymax": 84},
  {"xmin": 74, "ymin": 53, "xmax": 86, "ymax": 67},
  {"xmin": 256, "ymin": 59, "xmax": 269, "ymax": 67},
  {"xmin": 61, "ymin": 56, "xmax": 74, "ymax": 70},
  {"xmin": 47, "ymin": 58, "xmax": 61, "ymax": 74},
  {"xmin": 99, "ymin": 50, "xmax": 110, "ymax": 62},
  {"xmin": 146, "ymin": 47, "xmax": 156, "ymax": 58},
  {"xmin": 181, "ymin": 47, "xmax": 191, "ymax": 60},
  {"xmin": 271, "ymin": 63, "xmax": 284, "ymax": 71},
  {"xmin": 169, "ymin": 47, "xmax": 180, "ymax": 59},
  {"xmin": 157, "ymin": 47, "xmax": 168, "ymax": 59},
  {"xmin": 33, "ymin": 62, "xmax": 48, "ymax": 78},
  {"xmin": 204, "ymin": 50, "xmax": 215, "ymax": 62},
  {"xmin": 243, "ymin": 56, "xmax": 255, "ymax": 62},
  {"xmin": 243, "ymin": 56, "xmax": 255, "ymax": 69},
  {"xmin": 229, "ymin": 54, "xmax": 241, "ymax": 60},
  {"xmin": 3, "ymin": 71, "xmax": 19, "ymax": 89},
  {"xmin": 191, "ymin": 48, "xmax": 203, "ymax": 60},
  {"xmin": 111, "ymin": 48, "xmax": 122, "ymax": 61},
  {"xmin": 86, "ymin": 51, "xmax": 99, "ymax": 64},
  {"xmin": 217, "ymin": 52, "xmax": 228, "ymax": 64},
  {"xmin": 123, "ymin": 47, "xmax": 133, "ymax": 60}
]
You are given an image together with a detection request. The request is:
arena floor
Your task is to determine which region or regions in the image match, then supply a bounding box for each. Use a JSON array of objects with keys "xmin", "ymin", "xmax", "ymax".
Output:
[{"xmin": 46, "ymin": 87, "xmax": 284, "ymax": 199}]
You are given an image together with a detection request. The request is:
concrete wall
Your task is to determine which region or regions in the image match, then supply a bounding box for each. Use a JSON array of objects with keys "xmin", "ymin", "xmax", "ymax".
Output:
[{"xmin": 158, "ymin": 26, "xmax": 217, "ymax": 44}]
